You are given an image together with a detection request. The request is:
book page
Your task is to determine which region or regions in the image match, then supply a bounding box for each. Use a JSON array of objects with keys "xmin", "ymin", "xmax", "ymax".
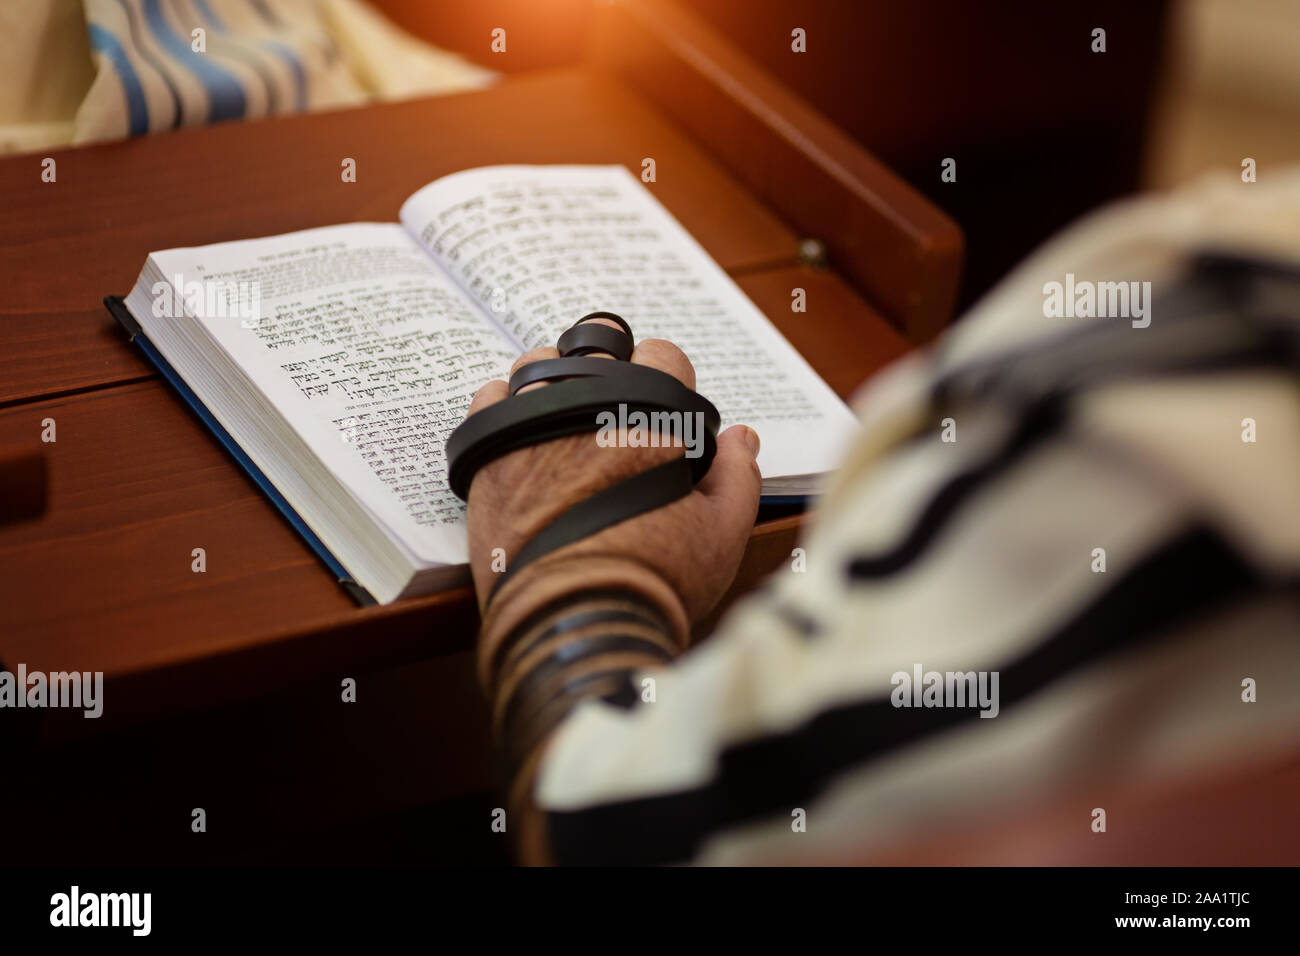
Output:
[
  {"xmin": 399, "ymin": 165, "xmax": 859, "ymax": 479},
  {"xmin": 135, "ymin": 223, "xmax": 517, "ymax": 564}
]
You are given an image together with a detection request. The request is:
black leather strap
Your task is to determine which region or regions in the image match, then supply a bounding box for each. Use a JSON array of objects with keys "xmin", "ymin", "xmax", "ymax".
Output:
[
  {"xmin": 508, "ymin": 355, "xmax": 671, "ymax": 396},
  {"xmin": 557, "ymin": 322, "xmax": 634, "ymax": 361},
  {"xmin": 574, "ymin": 311, "xmax": 634, "ymax": 338},
  {"xmin": 447, "ymin": 375, "xmax": 719, "ymax": 498},
  {"xmin": 445, "ymin": 314, "xmax": 720, "ymax": 604},
  {"xmin": 494, "ymin": 456, "xmax": 695, "ymax": 596}
]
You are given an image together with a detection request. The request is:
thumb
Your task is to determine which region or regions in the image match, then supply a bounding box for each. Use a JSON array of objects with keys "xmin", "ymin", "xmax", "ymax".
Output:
[{"xmin": 697, "ymin": 424, "xmax": 762, "ymax": 534}]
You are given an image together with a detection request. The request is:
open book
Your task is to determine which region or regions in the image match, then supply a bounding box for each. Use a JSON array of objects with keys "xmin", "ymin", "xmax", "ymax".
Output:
[{"xmin": 113, "ymin": 165, "xmax": 858, "ymax": 604}]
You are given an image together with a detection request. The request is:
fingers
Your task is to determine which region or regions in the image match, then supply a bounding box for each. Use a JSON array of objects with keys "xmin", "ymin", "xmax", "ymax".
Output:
[
  {"xmin": 509, "ymin": 346, "xmax": 561, "ymax": 379},
  {"xmin": 697, "ymin": 424, "xmax": 762, "ymax": 532},
  {"xmin": 469, "ymin": 346, "xmax": 560, "ymax": 418},
  {"xmin": 471, "ymin": 323, "xmax": 696, "ymax": 416},
  {"xmin": 571, "ymin": 314, "xmax": 695, "ymax": 387},
  {"xmin": 467, "ymin": 378, "xmax": 508, "ymax": 416},
  {"xmin": 525, "ymin": 316, "xmax": 696, "ymax": 387},
  {"xmin": 631, "ymin": 338, "xmax": 695, "ymax": 390},
  {"xmin": 507, "ymin": 345, "xmax": 560, "ymax": 395}
]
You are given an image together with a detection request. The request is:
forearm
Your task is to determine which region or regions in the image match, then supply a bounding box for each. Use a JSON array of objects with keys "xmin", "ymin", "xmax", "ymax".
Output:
[{"xmin": 476, "ymin": 552, "xmax": 689, "ymax": 863}]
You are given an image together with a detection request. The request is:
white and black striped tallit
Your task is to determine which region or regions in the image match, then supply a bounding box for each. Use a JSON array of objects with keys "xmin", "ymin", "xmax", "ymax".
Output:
[{"xmin": 529, "ymin": 171, "xmax": 1300, "ymax": 865}]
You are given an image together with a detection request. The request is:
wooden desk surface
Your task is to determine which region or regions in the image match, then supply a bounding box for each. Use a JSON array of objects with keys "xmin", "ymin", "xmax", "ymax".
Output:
[{"xmin": 0, "ymin": 68, "xmax": 907, "ymax": 728}]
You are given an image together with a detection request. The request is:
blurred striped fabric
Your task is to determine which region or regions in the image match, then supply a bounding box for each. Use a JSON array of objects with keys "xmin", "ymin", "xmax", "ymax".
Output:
[{"xmin": 76, "ymin": 0, "xmax": 493, "ymax": 144}]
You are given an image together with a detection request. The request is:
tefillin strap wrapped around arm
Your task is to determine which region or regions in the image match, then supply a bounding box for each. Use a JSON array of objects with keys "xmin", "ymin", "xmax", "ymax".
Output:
[{"xmin": 445, "ymin": 312, "xmax": 721, "ymax": 603}]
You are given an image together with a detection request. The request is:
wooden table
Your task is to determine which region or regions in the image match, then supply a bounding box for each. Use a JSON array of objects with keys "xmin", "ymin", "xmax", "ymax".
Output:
[{"xmin": 0, "ymin": 2, "xmax": 957, "ymax": 745}]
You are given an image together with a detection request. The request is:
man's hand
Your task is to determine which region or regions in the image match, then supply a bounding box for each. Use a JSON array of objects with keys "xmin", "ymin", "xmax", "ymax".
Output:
[
  {"xmin": 463, "ymin": 324, "xmax": 763, "ymax": 626},
  {"xmin": 460, "ymin": 323, "xmax": 761, "ymax": 860}
]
